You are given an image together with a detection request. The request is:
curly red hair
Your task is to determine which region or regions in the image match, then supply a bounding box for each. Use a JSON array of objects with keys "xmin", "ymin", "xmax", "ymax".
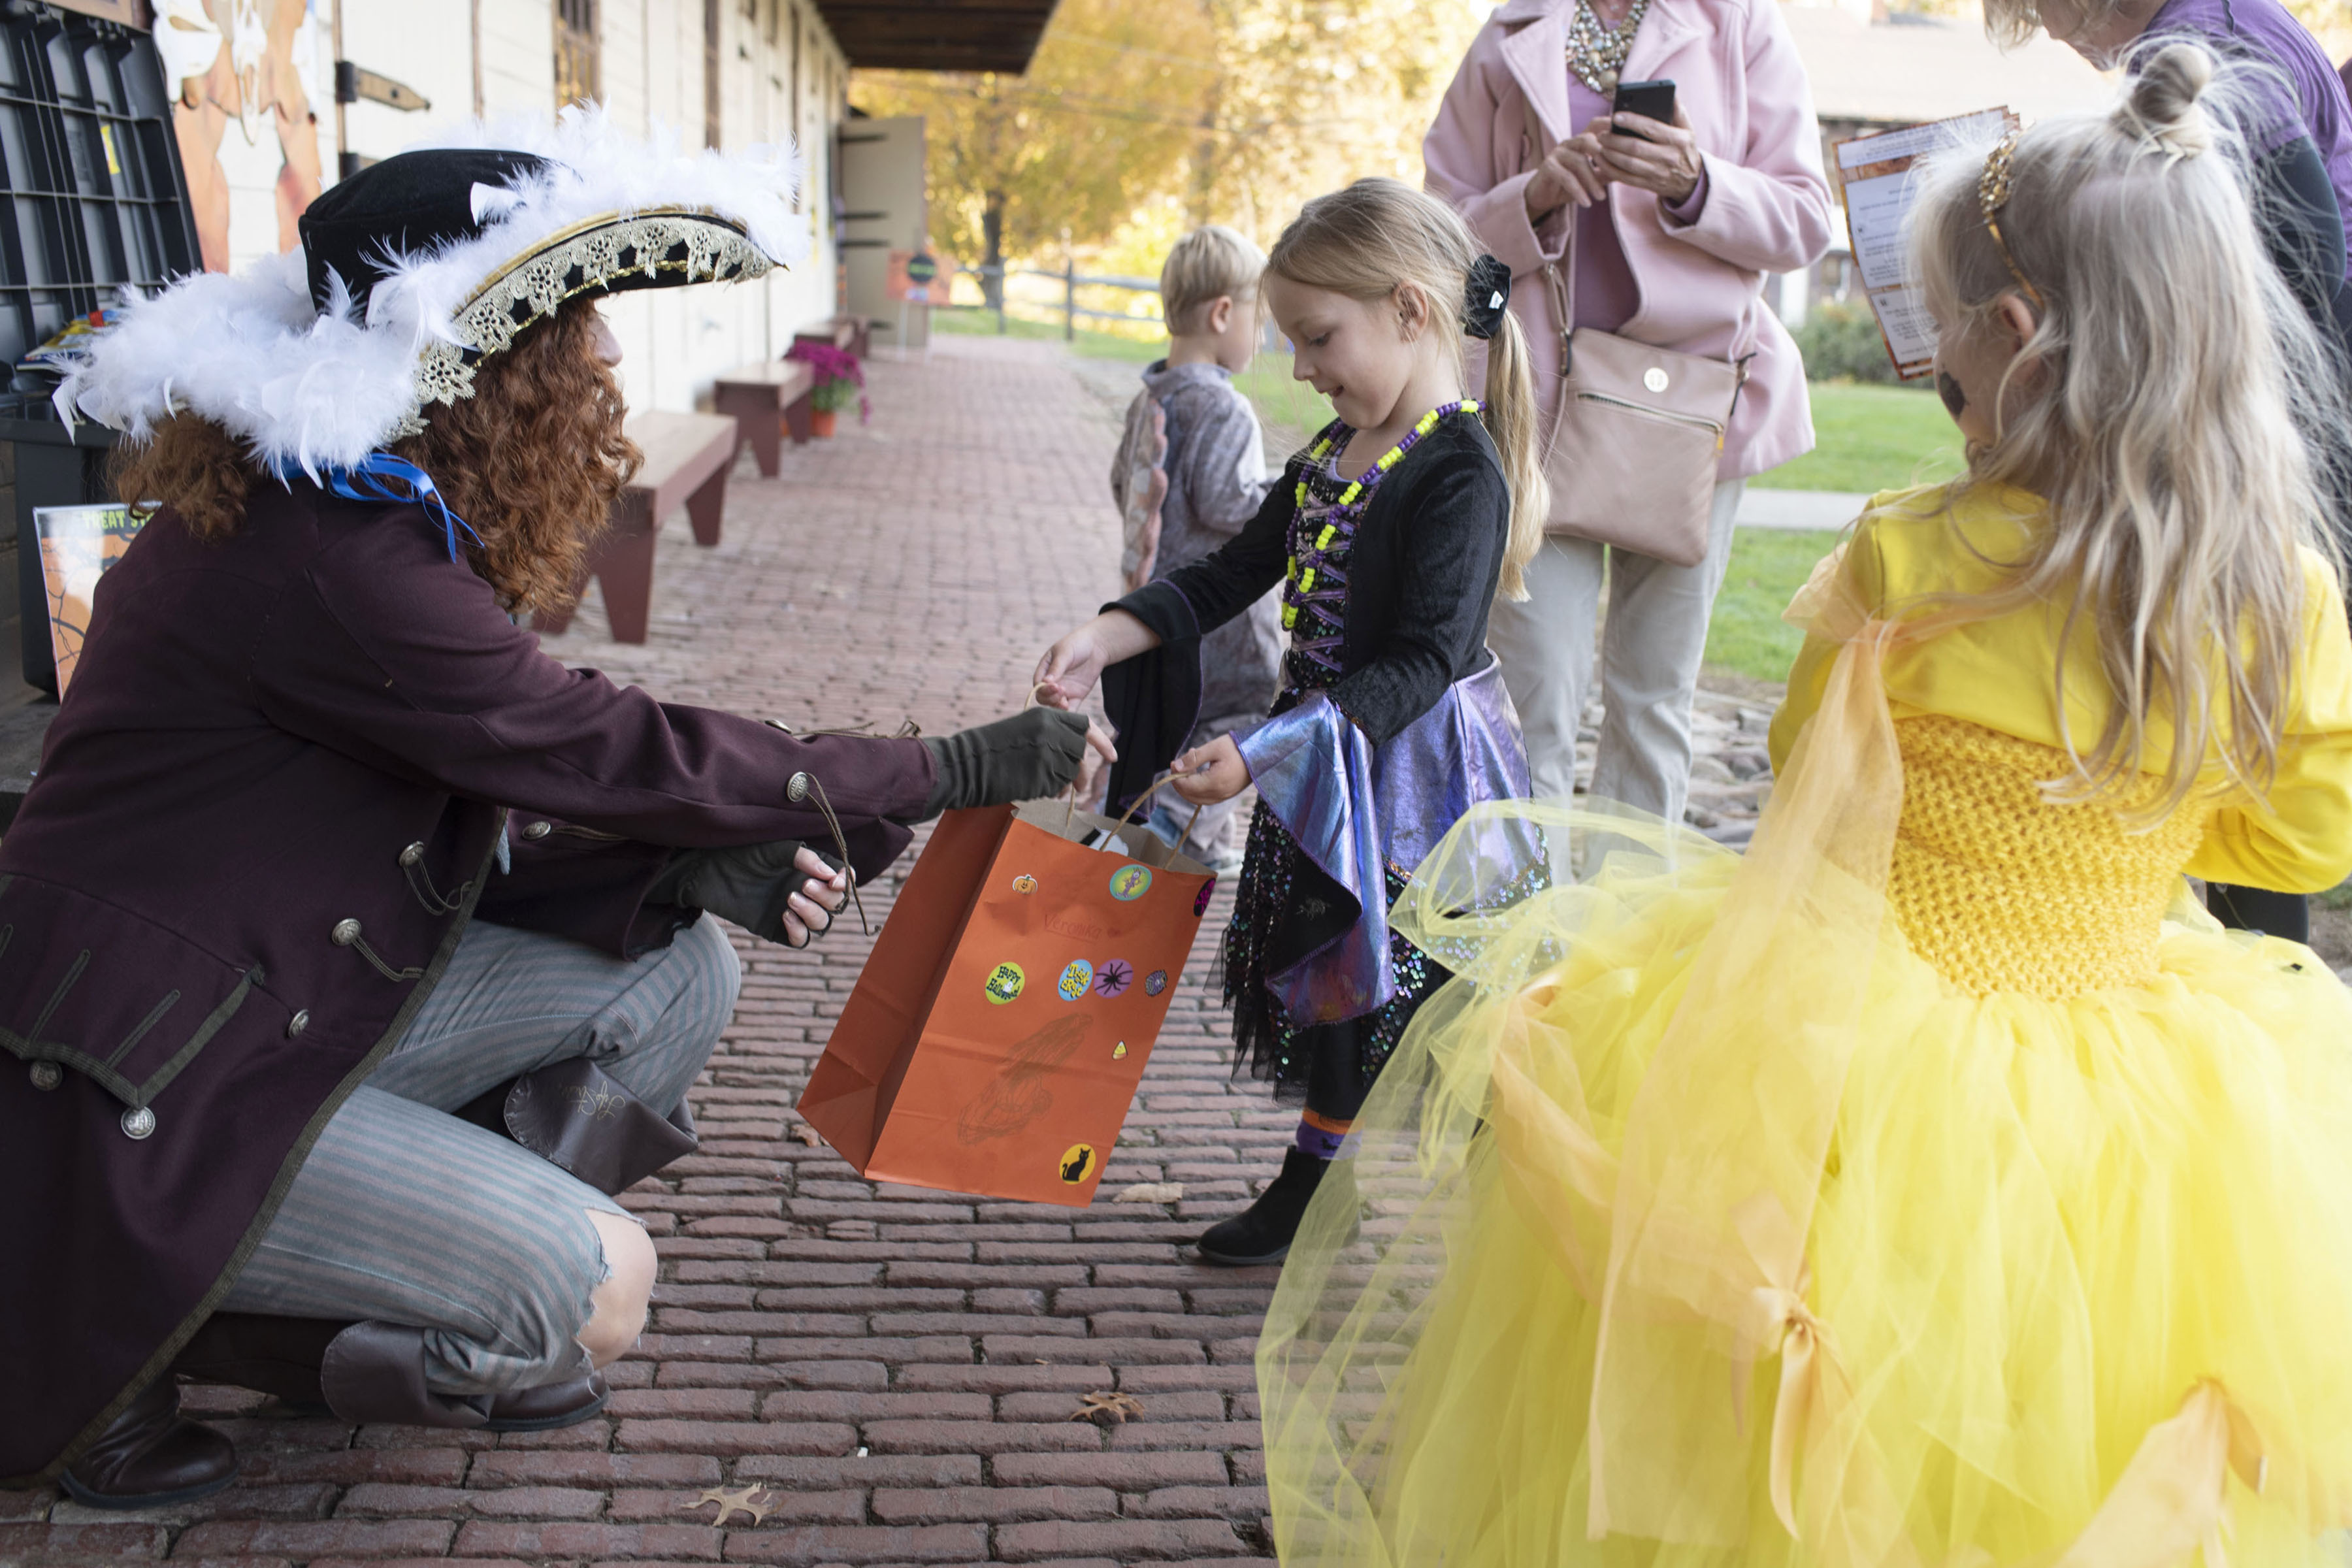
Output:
[{"xmin": 112, "ymin": 299, "xmax": 639, "ymax": 615}]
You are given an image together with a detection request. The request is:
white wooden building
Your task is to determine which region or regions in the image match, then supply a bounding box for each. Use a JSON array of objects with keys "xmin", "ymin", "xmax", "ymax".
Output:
[{"xmin": 169, "ymin": 0, "xmax": 1054, "ymax": 414}]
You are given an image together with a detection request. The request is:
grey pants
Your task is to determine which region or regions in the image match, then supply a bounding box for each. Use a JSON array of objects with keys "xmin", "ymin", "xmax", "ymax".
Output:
[
  {"xmin": 1486, "ymin": 478, "xmax": 1746, "ymax": 826},
  {"xmin": 220, "ymin": 914, "xmax": 742, "ymax": 1394}
]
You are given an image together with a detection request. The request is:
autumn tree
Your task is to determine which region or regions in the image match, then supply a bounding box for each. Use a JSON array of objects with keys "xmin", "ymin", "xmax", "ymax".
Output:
[
  {"xmin": 852, "ymin": 0, "xmax": 1218, "ymax": 305},
  {"xmin": 1185, "ymin": 0, "xmax": 1482, "ymax": 238}
]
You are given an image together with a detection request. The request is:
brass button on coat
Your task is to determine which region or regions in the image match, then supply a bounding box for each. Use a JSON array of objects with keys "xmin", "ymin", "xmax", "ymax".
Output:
[
  {"xmin": 398, "ymin": 842, "xmax": 425, "ymax": 867},
  {"xmin": 121, "ymin": 1106, "xmax": 156, "ymax": 1140},
  {"xmin": 331, "ymin": 918, "xmax": 363, "ymax": 947},
  {"xmin": 28, "ymin": 1062, "xmax": 62, "ymax": 1092},
  {"xmin": 522, "ymin": 821, "xmax": 552, "ymax": 841},
  {"xmin": 286, "ymin": 1009, "xmax": 311, "ymax": 1039},
  {"xmin": 786, "ymin": 772, "xmax": 812, "ymax": 804}
]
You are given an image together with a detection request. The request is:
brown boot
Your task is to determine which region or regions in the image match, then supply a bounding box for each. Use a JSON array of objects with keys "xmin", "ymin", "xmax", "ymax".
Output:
[
  {"xmin": 485, "ymin": 1370, "xmax": 610, "ymax": 1433},
  {"xmin": 178, "ymin": 1313, "xmax": 606, "ymax": 1433},
  {"xmin": 57, "ymin": 1377, "xmax": 237, "ymax": 1509},
  {"xmin": 455, "ymin": 1058, "xmax": 696, "ymax": 1195}
]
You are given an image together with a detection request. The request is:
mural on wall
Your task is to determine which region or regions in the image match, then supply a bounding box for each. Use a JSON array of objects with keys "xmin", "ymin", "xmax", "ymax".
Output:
[{"xmin": 153, "ymin": 0, "xmax": 329, "ymax": 272}]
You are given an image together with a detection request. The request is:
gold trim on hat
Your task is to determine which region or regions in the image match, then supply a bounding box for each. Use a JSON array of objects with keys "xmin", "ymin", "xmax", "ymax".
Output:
[{"xmin": 397, "ymin": 208, "xmax": 776, "ymax": 436}]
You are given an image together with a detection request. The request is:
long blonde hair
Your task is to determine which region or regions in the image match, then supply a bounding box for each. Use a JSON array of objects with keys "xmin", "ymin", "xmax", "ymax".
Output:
[
  {"xmin": 1266, "ymin": 178, "xmax": 1550, "ymax": 599},
  {"xmin": 1909, "ymin": 41, "xmax": 2344, "ymax": 816}
]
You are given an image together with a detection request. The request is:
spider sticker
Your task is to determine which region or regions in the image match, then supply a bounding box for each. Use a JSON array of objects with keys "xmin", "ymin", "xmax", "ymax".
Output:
[
  {"xmin": 1056, "ymin": 960, "xmax": 1094, "ymax": 1001},
  {"xmin": 1109, "ymin": 864, "xmax": 1153, "ymax": 902},
  {"xmin": 1093, "ymin": 960, "xmax": 1134, "ymax": 998},
  {"xmin": 983, "ymin": 962, "xmax": 1026, "ymax": 1005},
  {"xmin": 1144, "ymin": 970, "xmax": 1168, "ymax": 996}
]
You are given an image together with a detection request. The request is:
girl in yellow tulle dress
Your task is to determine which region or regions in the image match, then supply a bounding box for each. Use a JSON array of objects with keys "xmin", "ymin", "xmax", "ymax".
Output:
[{"xmin": 1258, "ymin": 44, "xmax": 2352, "ymax": 1567}]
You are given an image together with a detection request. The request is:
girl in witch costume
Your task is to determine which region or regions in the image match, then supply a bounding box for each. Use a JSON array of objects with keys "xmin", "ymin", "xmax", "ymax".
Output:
[
  {"xmin": 1258, "ymin": 50, "xmax": 2352, "ymax": 1564},
  {"xmin": 1, "ymin": 115, "xmax": 1097, "ymax": 1505},
  {"xmin": 1037, "ymin": 180, "xmax": 1546, "ymax": 1267}
]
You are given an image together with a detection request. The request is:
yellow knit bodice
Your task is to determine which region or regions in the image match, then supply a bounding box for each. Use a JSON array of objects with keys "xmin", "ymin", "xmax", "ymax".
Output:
[{"xmin": 1888, "ymin": 715, "xmax": 2205, "ymax": 998}]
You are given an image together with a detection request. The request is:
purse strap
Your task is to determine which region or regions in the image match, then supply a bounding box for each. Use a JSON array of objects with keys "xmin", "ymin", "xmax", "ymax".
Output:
[{"xmin": 1529, "ymin": 133, "xmax": 1765, "ymax": 391}]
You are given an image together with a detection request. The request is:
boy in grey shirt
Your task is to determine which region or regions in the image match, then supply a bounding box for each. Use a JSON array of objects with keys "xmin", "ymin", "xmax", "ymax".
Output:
[{"xmin": 1109, "ymin": 225, "xmax": 1281, "ymax": 871}]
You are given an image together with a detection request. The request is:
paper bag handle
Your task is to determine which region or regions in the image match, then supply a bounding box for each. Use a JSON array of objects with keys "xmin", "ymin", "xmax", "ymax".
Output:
[
  {"xmin": 1109, "ymin": 770, "xmax": 1206, "ymax": 845},
  {"xmin": 1027, "ymin": 683, "xmax": 1203, "ymax": 849}
]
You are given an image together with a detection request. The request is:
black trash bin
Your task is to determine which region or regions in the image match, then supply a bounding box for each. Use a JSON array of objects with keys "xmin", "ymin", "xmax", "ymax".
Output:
[{"xmin": 1, "ymin": 0, "xmax": 200, "ymax": 699}]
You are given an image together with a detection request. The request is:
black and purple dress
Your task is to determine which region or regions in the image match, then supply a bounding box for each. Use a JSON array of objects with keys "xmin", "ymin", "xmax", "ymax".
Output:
[{"xmin": 1102, "ymin": 407, "xmax": 1529, "ymax": 1119}]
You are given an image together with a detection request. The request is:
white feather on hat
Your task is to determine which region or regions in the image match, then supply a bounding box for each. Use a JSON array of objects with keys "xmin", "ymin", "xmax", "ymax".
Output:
[{"xmin": 58, "ymin": 105, "xmax": 808, "ymax": 475}]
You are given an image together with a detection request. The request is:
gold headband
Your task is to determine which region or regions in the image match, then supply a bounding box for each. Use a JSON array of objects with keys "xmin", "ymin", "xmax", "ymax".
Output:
[{"xmin": 1976, "ymin": 129, "xmax": 2046, "ymax": 310}]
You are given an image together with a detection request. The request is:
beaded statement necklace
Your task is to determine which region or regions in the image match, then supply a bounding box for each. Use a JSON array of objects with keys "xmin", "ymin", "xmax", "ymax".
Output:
[
  {"xmin": 1566, "ymin": 0, "xmax": 1650, "ymax": 93},
  {"xmin": 1279, "ymin": 400, "xmax": 1480, "ymax": 677}
]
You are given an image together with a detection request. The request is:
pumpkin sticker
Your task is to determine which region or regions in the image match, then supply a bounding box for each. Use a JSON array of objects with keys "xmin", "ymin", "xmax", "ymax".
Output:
[
  {"xmin": 1058, "ymin": 1143, "xmax": 1099, "ymax": 1184},
  {"xmin": 1056, "ymin": 959, "xmax": 1094, "ymax": 1001},
  {"xmin": 1109, "ymin": 864, "xmax": 1153, "ymax": 902},
  {"xmin": 983, "ymin": 962, "xmax": 1026, "ymax": 1005},
  {"xmin": 1011, "ymin": 874, "xmax": 1038, "ymax": 895},
  {"xmin": 1093, "ymin": 960, "xmax": 1133, "ymax": 998}
]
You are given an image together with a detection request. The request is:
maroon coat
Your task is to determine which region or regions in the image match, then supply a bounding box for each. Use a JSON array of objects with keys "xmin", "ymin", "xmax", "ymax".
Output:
[{"xmin": 0, "ymin": 481, "xmax": 934, "ymax": 1483}]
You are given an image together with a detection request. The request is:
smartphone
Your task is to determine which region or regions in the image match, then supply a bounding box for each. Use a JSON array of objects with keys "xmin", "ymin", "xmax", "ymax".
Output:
[{"xmin": 1610, "ymin": 78, "xmax": 1676, "ymax": 139}]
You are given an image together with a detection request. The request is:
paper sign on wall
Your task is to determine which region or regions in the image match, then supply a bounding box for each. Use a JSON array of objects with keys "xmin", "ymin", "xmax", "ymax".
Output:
[{"xmin": 35, "ymin": 504, "xmax": 144, "ymax": 698}]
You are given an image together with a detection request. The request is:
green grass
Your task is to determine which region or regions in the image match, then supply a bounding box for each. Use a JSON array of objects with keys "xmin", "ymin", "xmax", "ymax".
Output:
[
  {"xmin": 944, "ymin": 310, "xmax": 1962, "ymax": 495},
  {"xmin": 1703, "ymin": 527, "xmax": 1842, "ymax": 683},
  {"xmin": 932, "ymin": 304, "xmax": 1164, "ymax": 362},
  {"xmin": 1754, "ymin": 382, "xmax": 1965, "ymax": 494}
]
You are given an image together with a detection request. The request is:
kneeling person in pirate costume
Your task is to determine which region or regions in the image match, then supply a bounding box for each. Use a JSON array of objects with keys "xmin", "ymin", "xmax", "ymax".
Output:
[{"xmin": 0, "ymin": 118, "xmax": 1098, "ymax": 1505}]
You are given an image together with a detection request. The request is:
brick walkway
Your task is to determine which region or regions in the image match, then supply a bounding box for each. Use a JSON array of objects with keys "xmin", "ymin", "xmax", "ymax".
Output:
[{"xmin": 6, "ymin": 339, "xmax": 1285, "ymax": 1568}]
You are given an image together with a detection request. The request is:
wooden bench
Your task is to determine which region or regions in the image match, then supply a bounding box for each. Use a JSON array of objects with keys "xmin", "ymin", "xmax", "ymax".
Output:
[
  {"xmin": 711, "ymin": 360, "xmax": 817, "ymax": 480},
  {"xmin": 538, "ymin": 410, "xmax": 738, "ymax": 645},
  {"xmin": 793, "ymin": 314, "xmax": 872, "ymax": 359}
]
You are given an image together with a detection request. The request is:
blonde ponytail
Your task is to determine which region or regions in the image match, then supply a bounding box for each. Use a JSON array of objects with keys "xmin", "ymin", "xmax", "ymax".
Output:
[
  {"xmin": 1267, "ymin": 177, "xmax": 1548, "ymax": 595},
  {"xmin": 1480, "ymin": 309, "xmax": 1549, "ymax": 600}
]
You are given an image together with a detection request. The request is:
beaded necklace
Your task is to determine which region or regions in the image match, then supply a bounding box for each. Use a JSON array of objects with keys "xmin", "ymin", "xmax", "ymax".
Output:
[
  {"xmin": 1566, "ymin": 0, "xmax": 1650, "ymax": 93},
  {"xmin": 1279, "ymin": 400, "xmax": 1480, "ymax": 680}
]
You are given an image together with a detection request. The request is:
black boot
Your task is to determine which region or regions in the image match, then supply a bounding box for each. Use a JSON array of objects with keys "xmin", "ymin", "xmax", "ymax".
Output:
[
  {"xmin": 178, "ymin": 1315, "xmax": 607, "ymax": 1433},
  {"xmin": 57, "ymin": 1377, "xmax": 237, "ymax": 1509},
  {"xmin": 1197, "ymin": 1148, "xmax": 1331, "ymax": 1266},
  {"xmin": 455, "ymin": 1058, "xmax": 696, "ymax": 1195},
  {"xmin": 174, "ymin": 1312, "xmax": 346, "ymax": 1409}
]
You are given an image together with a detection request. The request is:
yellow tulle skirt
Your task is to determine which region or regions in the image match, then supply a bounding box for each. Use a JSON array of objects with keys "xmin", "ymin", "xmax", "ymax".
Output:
[{"xmin": 1258, "ymin": 610, "xmax": 2352, "ymax": 1567}]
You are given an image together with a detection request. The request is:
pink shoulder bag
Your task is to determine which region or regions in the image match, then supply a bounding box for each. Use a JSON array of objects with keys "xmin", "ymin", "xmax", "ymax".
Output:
[{"xmin": 1539, "ymin": 231, "xmax": 1749, "ymax": 567}]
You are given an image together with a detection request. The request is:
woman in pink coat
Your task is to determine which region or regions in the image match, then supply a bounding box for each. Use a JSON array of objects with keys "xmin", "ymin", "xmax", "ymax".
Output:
[{"xmin": 1426, "ymin": 0, "xmax": 1835, "ymax": 824}]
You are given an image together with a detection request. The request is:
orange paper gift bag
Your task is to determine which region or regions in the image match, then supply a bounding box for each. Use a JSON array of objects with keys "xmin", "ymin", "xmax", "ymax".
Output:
[{"xmin": 798, "ymin": 798, "xmax": 1217, "ymax": 1206}]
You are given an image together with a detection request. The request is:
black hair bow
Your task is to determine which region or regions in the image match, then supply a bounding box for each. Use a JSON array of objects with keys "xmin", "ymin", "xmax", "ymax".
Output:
[{"xmin": 1463, "ymin": 254, "xmax": 1512, "ymax": 340}]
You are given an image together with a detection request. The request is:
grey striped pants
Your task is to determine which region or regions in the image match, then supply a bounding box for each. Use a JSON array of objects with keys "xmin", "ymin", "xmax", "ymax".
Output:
[{"xmin": 220, "ymin": 914, "xmax": 741, "ymax": 1395}]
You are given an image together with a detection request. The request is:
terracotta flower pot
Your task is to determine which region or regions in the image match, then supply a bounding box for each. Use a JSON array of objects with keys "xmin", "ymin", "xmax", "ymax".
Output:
[{"xmin": 811, "ymin": 408, "xmax": 838, "ymax": 438}]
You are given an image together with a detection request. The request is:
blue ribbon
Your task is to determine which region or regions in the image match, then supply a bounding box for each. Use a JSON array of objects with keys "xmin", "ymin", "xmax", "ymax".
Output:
[{"xmin": 281, "ymin": 452, "xmax": 483, "ymax": 563}]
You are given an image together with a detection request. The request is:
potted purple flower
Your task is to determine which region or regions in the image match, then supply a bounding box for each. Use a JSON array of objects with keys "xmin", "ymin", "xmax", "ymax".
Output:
[{"xmin": 785, "ymin": 340, "xmax": 868, "ymax": 437}]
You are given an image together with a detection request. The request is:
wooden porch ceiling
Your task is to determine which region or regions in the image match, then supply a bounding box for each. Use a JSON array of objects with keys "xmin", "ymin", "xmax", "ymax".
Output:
[{"xmin": 815, "ymin": 0, "xmax": 1062, "ymax": 74}]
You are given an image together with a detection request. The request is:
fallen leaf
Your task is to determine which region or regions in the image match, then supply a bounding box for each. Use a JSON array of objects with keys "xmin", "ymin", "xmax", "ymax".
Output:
[
  {"xmin": 1111, "ymin": 1182, "xmax": 1184, "ymax": 1204},
  {"xmin": 1068, "ymin": 1390, "xmax": 1145, "ymax": 1426},
  {"xmin": 790, "ymin": 1122, "xmax": 823, "ymax": 1147},
  {"xmin": 687, "ymin": 1484, "xmax": 775, "ymax": 1526}
]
